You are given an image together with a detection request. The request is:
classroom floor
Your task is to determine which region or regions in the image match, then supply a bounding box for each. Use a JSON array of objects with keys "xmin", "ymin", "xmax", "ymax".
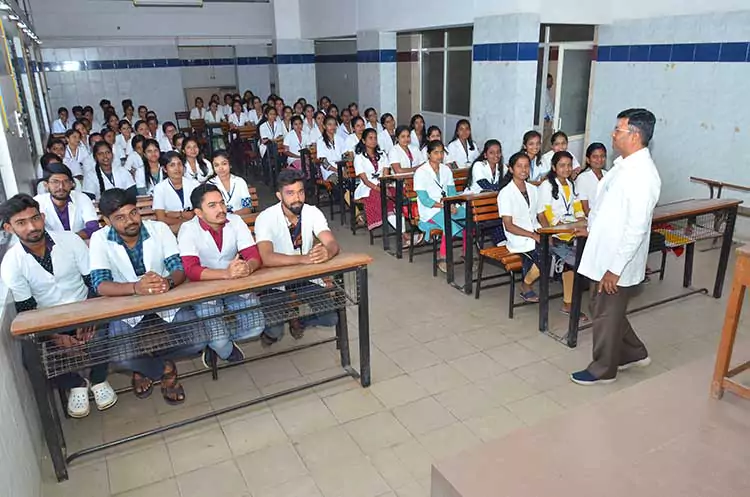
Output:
[{"xmin": 41, "ymin": 205, "xmax": 750, "ymax": 497}]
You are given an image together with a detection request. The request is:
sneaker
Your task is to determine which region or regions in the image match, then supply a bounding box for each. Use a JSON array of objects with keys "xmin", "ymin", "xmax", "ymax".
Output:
[
  {"xmin": 618, "ymin": 356, "xmax": 652, "ymax": 372},
  {"xmin": 225, "ymin": 342, "xmax": 245, "ymax": 363},
  {"xmin": 200, "ymin": 346, "xmax": 212, "ymax": 369},
  {"xmin": 437, "ymin": 261, "xmax": 447, "ymax": 273},
  {"xmin": 570, "ymin": 370, "xmax": 616, "ymax": 386},
  {"xmin": 67, "ymin": 379, "xmax": 90, "ymax": 418},
  {"xmin": 260, "ymin": 331, "xmax": 278, "ymax": 347},
  {"xmin": 91, "ymin": 381, "xmax": 118, "ymax": 411}
]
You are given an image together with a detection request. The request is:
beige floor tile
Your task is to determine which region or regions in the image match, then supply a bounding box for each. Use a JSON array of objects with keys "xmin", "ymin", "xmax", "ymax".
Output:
[
  {"xmin": 311, "ymin": 370, "xmax": 362, "ymax": 398},
  {"xmin": 369, "ymin": 447, "xmax": 416, "ymax": 490},
  {"xmin": 484, "ymin": 342, "xmax": 543, "ymax": 370},
  {"xmin": 209, "ymin": 387, "xmax": 266, "ymax": 412},
  {"xmin": 322, "ymin": 388, "xmax": 384, "ymax": 423},
  {"xmin": 344, "ymin": 411, "xmax": 413, "ymax": 453},
  {"xmin": 448, "ymin": 352, "xmax": 508, "ymax": 381},
  {"xmin": 41, "ymin": 461, "xmax": 110, "ymax": 497},
  {"xmin": 198, "ymin": 366, "xmax": 258, "ymax": 401},
  {"xmin": 416, "ymin": 422, "xmax": 481, "ymax": 460},
  {"xmin": 424, "ymin": 335, "xmax": 478, "ymax": 361},
  {"xmin": 176, "ymin": 460, "xmax": 248, "ymax": 497},
  {"xmin": 312, "ymin": 457, "xmax": 390, "ymax": 497},
  {"xmin": 259, "ymin": 376, "xmax": 315, "ymax": 399},
  {"xmin": 476, "ymin": 371, "xmax": 539, "ymax": 405},
  {"xmin": 246, "ymin": 356, "xmax": 302, "ymax": 388},
  {"xmin": 112, "ymin": 478, "xmax": 180, "ymax": 497},
  {"xmin": 511, "ymin": 360, "xmax": 569, "ymax": 391},
  {"xmin": 459, "ymin": 328, "xmax": 513, "ymax": 350},
  {"xmin": 154, "ymin": 375, "xmax": 210, "ymax": 415},
  {"xmin": 293, "ymin": 425, "xmax": 363, "ymax": 470},
  {"xmin": 434, "ymin": 384, "xmax": 501, "ymax": 420},
  {"xmin": 409, "ymin": 363, "xmax": 469, "ymax": 395},
  {"xmin": 408, "ymin": 321, "xmax": 458, "ymax": 344},
  {"xmin": 392, "ymin": 397, "xmax": 457, "ymax": 436},
  {"xmin": 290, "ymin": 346, "xmax": 338, "ymax": 375},
  {"xmin": 544, "ymin": 380, "xmax": 618, "ymax": 408},
  {"xmin": 166, "ymin": 425, "xmax": 232, "ymax": 475},
  {"xmin": 394, "ymin": 480, "xmax": 430, "ymax": 497},
  {"xmin": 235, "ymin": 442, "xmax": 308, "ymax": 491},
  {"xmin": 505, "ymin": 392, "xmax": 565, "ymax": 426},
  {"xmin": 372, "ymin": 331, "xmax": 421, "ymax": 353},
  {"xmin": 463, "ymin": 407, "xmax": 525, "ymax": 442},
  {"xmin": 221, "ymin": 410, "xmax": 289, "ymax": 456},
  {"xmin": 545, "ymin": 347, "xmax": 593, "ymax": 373},
  {"xmin": 159, "ymin": 401, "xmax": 220, "ymax": 443},
  {"xmin": 517, "ymin": 334, "xmax": 569, "ymax": 359},
  {"xmin": 370, "ymin": 347, "xmax": 406, "ymax": 380},
  {"xmin": 369, "ymin": 375, "xmax": 430, "ymax": 408},
  {"xmin": 253, "ymin": 475, "xmax": 323, "ymax": 497},
  {"xmin": 107, "ymin": 443, "xmax": 174, "ymax": 495},
  {"xmin": 387, "ymin": 346, "xmax": 441, "ymax": 373},
  {"xmin": 273, "ymin": 396, "xmax": 339, "ymax": 437}
]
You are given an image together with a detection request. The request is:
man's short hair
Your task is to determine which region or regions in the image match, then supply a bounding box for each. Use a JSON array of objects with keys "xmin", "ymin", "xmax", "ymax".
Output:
[
  {"xmin": 0, "ymin": 194, "xmax": 39, "ymax": 225},
  {"xmin": 162, "ymin": 121, "xmax": 176, "ymax": 132},
  {"xmin": 617, "ymin": 108, "xmax": 656, "ymax": 146},
  {"xmin": 190, "ymin": 183, "xmax": 221, "ymax": 210},
  {"xmin": 40, "ymin": 152, "xmax": 62, "ymax": 171},
  {"xmin": 99, "ymin": 188, "xmax": 137, "ymax": 217},
  {"xmin": 57, "ymin": 106, "xmax": 68, "ymax": 115},
  {"xmin": 43, "ymin": 163, "xmax": 74, "ymax": 182},
  {"xmin": 276, "ymin": 168, "xmax": 305, "ymax": 192}
]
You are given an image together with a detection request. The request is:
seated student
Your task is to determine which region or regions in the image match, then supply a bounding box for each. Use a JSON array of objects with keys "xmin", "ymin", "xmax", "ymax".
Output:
[
  {"xmin": 125, "ymin": 134, "xmax": 145, "ymax": 179},
  {"xmin": 81, "ymin": 133, "xmax": 103, "ymax": 176},
  {"xmin": 105, "ymin": 113, "xmax": 120, "ymax": 134},
  {"xmin": 35, "ymin": 152, "xmax": 63, "ymax": 195},
  {"xmin": 343, "ymin": 116, "xmax": 366, "ymax": 155},
  {"xmin": 84, "ymin": 107, "xmax": 102, "ymax": 134},
  {"xmin": 246, "ymin": 96, "xmax": 264, "ymax": 125},
  {"xmin": 337, "ymin": 108, "xmax": 354, "ymax": 141},
  {"xmin": 255, "ymin": 169, "xmax": 340, "ymax": 344},
  {"xmin": 37, "ymin": 138, "xmax": 67, "ymax": 189},
  {"xmin": 306, "ymin": 110, "xmax": 325, "ymax": 146},
  {"xmin": 498, "ymin": 152, "xmax": 542, "ymax": 302},
  {"xmin": 388, "ymin": 125, "xmax": 422, "ymax": 173},
  {"xmin": 172, "ymin": 132, "xmax": 185, "ymax": 152},
  {"xmin": 378, "ymin": 113, "xmax": 397, "ymax": 155},
  {"xmin": 205, "ymin": 100, "xmax": 225, "ymax": 124},
  {"xmin": 414, "ymin": 140, "xmax": 466, "ymax": 273},
  {"xmin": 181, "ymin": 136, "xmax": 213, "ymax": 183},
  {"xmin": 63, "ymin": 128, "xmax": 89, "ymax": 179},
  {"xmin": 1, "ymin": 194, "xmax": 117, "ymax": 418},
  {"xmin": 327, "ymin": 103, "xmax": 339, "ymax": 121},
  {"xmin": 123, "ymin": 103, "xmax": 136, "ymax": 124},
  {"xmin": 364, "ymin": 107, "xmax": 383, "ymax": 132},
  {"xmin": 83, "ymin": 142, "xmax": 136, "ymax": 201},
  {"xmin": 133, "ymin": 119, "xmax": 150, "ymax": 139},
  {"xmin": 318, "ymin": 96, "xmax": 331, "ymax": 113},
  {"xmin": 301, "ymin": 104, "xmax": 316, "ymax": 135},
  {"xmin": 158, "ymin": 121, "xmax": 178, "ymax": 153},
  {"xmin": 114, "ymin": 120, "xmax": 134, "ymax": 163},
  {"xmin": 207, "ymin": 151, "xmax": 252, "ymax": 216},
  {"xmin": 466, "ymin": 139, "xmax": 506, "ymax": 194},
  {"xmin": 519, "ymin": 130, "xmax": 544, "ymax": 183},
  {"xmin": 136, "ymin": 138, "xmax": 162, "ymax": 195},
  {"xmin": 348, "ymin": 102, "xmax": 360, "ymax": 119},
  {"xmin": 281, "ymin": 105, "xmax": 294, "ymax": 136},
  {"xmin": 189, "ymin": 97, "xmax": 206, "ymax": 120},
  {"xmin": 101, "ymin": 128, "xmax": 117, "ymax": 152},
  {"xmin": 315, "ymin": 116, "xmax": 343, "ymax": 182},
  {"xmin": 153, "ymin": 151, "xmax": 199, "ymax": 234},
  {"xmin": 137, "ymin": 105, "xmax": 148, "ymax": 121},
  {"xmin": 178, "ymin": 183, "xmax": 265, "ymax": 365},
  {"xmin": 73, "ymin": 120, "xmax": 90, "ymax": 151},
  {"xmin": 446, "ymin": 119, "xmax": 479, "ymax": 168},
  {"xmin": 539, "ymin": 131, "xmax": 581, "ymax": 177},
  {"xmin": 227, "ymin": 100, "xmax": 249, "ymax": 129},
  {"xmin": 51, "ymin": 107, "xmax": 72, "ymax": 134},
  {"xmin": 576, "ymin": 142, "xmax": 607, "ymax": 214},
  {"xmin": 242, "ymin": 91, "xmax": 254, "ymax": 113},
  {"xmin": 221, "ymin": 93, "xmax": 234, "ymax": 117},
  {"xmin": 293, "ymin": 100, "xmax": 304, "ymax": 116},
  {"xmin": 72, "ymin": 105, "xmax": 84, "ymax": 122},
  {"xmin": 98, "ymin": 98, "xmax": 111, "ymax": 123},
  {"xmin": 537, "ymin": 150, "xmax": 588, "ymax": 319},
  {"xmin": 419, "ymin": 126, "xmax": 447, "ymax": 164},
  {"xmin": 283, "ymin": 115, "xmax": 307, "ymax": 169},
  {"xmin": 147, "ymin": 116, "xmax": 164, "ymax": 142},
  {"xmin": 35, "ymin": 163, "xmax": 100, "ymax": 240},
  {"xmin": 259, "ymin": 107, "xmax": 285, "ymax": 159},
  {"xmin": 90, "ymin": 188, "xmax": 189, "ymax": 405},
  {"xmin": 410, "ymin": 114, "xmax": 426, "ymax": 151}
]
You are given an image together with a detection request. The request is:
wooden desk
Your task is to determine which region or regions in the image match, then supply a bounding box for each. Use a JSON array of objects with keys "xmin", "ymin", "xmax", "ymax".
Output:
[
  {"xmin": 14, "ymin": 253, "xmax": 373, "ymax": 482},
  {"xmin": 379, "ymin": 171, "xmax": 415, "ymax": 258},
  {"xmin": 691, "ymin": 176, "xmax": 750, "ymax": 199}
]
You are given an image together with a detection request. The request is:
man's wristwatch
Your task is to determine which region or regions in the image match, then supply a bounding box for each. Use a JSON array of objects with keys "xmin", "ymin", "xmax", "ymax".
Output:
[{"xmin": 167, "ymin": 276, "xmax": 176, "ymax": 289}]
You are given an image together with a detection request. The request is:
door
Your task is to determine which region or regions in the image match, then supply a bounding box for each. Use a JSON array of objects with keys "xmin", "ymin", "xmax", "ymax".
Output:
[{"xmin": 553, "ymin": 44, "xmax": 594, "ymax": 160}]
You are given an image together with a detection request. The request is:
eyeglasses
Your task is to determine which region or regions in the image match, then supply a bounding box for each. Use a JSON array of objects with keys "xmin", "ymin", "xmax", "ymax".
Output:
[
  {"xmin": 613, "ymin": 127, "xmax": 632, "ymax": 134},
  {"xmin": 47, "ymin": 179, "xmax": 72, "ymax": 187}
]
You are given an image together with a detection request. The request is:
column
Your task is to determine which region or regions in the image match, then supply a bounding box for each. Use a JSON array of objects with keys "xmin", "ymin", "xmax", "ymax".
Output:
[
  {"xmin": 357, "ymin": 31, "xmax": 397, "ymax": 119},
  {"xmin": 270, "ymin": 0, "xmax": 316, "ymax": 102},
  {"xmin": 470, "ymin": 13, "xmax": 539, "ymax": 152}
]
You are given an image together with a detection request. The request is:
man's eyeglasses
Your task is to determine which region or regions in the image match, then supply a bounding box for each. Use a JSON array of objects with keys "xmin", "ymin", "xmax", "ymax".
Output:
[{"xmin": 613, "ymin": 127, "xmax": 632, "ymax": 134}]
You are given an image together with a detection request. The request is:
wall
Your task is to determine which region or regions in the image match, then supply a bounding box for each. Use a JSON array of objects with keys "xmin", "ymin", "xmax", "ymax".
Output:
[
  {"xmin": 300, "ymin": 0, "xmax": 357, "ymax": 40},
  {"xmin": 178, "ymin": 46, "xmax": 237, "ymax": 90},
  {"xmin": 314, "ymin": 40, "xmax": 358, "ymax": 107},
  {"xmin": 236, "ymin": 45, "xmax": 271, "ymax": 97},
  {"xmin": 0, "ymin": 287, "xmax": 42, "ymax": 497}
]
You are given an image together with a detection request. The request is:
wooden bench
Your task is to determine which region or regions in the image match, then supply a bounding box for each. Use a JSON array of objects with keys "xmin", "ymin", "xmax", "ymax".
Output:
[{"xmin": 175, "ymin": 111, "xmax": 191, "ymax": 134}]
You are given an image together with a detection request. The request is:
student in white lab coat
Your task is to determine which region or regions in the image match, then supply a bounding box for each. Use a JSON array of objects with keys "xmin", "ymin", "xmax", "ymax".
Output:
[
  {"xmin": 419, "ymin": 126, "xmax": 448, "ymax": 165},
  {"xmin": 146, "ymin": 116, "xmax": 164, "ymax": 143},
  {"xmin": 343, "ymin": 116, "xmax": 366, "ymax": 154},
  {"xmin": 520, "ymin": 130, "xmax": 544, "ymax": 183},
  {"xmin": 204, "ymin": 100, "xmax": 224, "ymax": 124},
  {"xmin": 189, "ymin": 97, "xmax": 206, "ymax": 120},
  {"xmin": 364, "ymin": 107, "xmax": 383, "ymax": 132},
  {"xmin": 348, "ymin": 102, "xmax": 360, "ymax": 119},
  {"xmin": 446, "ymin": 119, "xmax": 479, "ymax": 168},
  {"xmin": 242, "ymin": 90, "xmax": 254, "ymax": 113},
  {"xmin": 63, "ymin": 129, "xmax": 89, "ymax": 179},
  {"xmin": 378, "ymin": 113, "xmax": 396, "ymax": 155},
  {"xmin": 466, "ymin": 139, "xmax": 506, "ymax": 195},
  {"xmin": 105, "ymin": 113, "xmax": 120, "ymax": 134},
  {"xmin": 135, "ymin": 138, "xmax": 163, "ymax": 195},
  {"xmin": 337, "ymin": 108, "xmax": 354, "ymax": 142},
  {"xmin": 83, "ymin": 142, "xmax": 136, "ymax": 201},
  {"xmin": 158, "ymin": 122, "xmax": 177, "ymax": 153},
  {"xmin": 51, "ymin": 107, "xmax": 72, "ymax": 134},
  {"xmin": 315, "ymin": 116, "xmax": 343, "ymax": 182},
  {"xmin": 318, "ymin": 96, "xmax": 331, "ymax": 114},
  {"xmin": 306, "ymin": 111, "xmax": 325, "ymax": 146},
  {"xmin": 410, "ymin": 114, "xmax": 426, "ymax": 152},
  {"xmin": 246, "ymin": 97, "xmax": 264, "ymax": 125},
  {"xmin": 123, "ymin": 104, "xmax": 136, "ymax": 124},
  {"xmin": 497, "ymin": 152, "xmax": 541, "ymax": 302},
  {"xmin": 114, "ymin": 120, "xmax": 134, "ymax": 163},
  {"xmin": 326, "ymin": 104, "xmax": 339, "ymax": 121},
  {"xmin": 222, "ymin": 93, "xmax": 234, "ymax": 117},
  {"xmin": 181, "ymin": 137, "xmax": 213, "ymax": 183},
  {"xmin": 388, "ymin": 125, "xmax": 422, "ymax": 173},
  {"xmin": 576, "ymin": 142, "xmax": 608, "ymax": 215},
  {"xmin": 259, "ymin": 107, "xmax": 285, "ymax": 159},
  {"xmin": 280, "ymin": 106, "xmax": 294, "ymax": 136},
  {"xmin": 152, "ymin": 151, "xmax": 199, "ymax": 234},
  {"xmin": 302, "ymin": 104, "xmax": 317, "ymax": 135},
  {"xmin": 134, "ymin": 119, "xmax": 151, "ymax": 139},
  {"xmin": 283, "ymin": 116, "xmax": 307, "ymax": 169},
  {"xmin": 227, "ymin": 101, "xmax": 249, "ymax": 129},
  {"xmin": 206, "ymin": 151, "xmax": 253, "ymax": 216},
  {"xmin": 293, "ymin": 100, "xmax": 304, "ymax": 117},
  {"xmin": 539, "ymin": 131, "xmax": 581, "ymax": 177},
  {"xmin": 35, "ymin": 163, "xmax": 100, "ymax": 240}
]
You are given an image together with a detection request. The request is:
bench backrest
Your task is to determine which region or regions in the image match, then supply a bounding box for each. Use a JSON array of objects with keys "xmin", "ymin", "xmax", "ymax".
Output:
[
  {"xmin": 471, "ymin": 195, "xmax": 499, "ymax": 223},
  {"xmin": 453, "ymin": 167, "xmax": 470, "ymax": 192},
  {"xmin": 242, "ymin": 212, "xmax": 259, "ymax": 234},
  {"xmin": 248, "ymin": 186, "xmax": 260, "ymax": 212},
  {"xmin": 237, "ymin": 124, "xmax": 258, "ymax": 140}
]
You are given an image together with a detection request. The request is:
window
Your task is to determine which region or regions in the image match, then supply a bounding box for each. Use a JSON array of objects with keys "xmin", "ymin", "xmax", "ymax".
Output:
[{"xmin": 420, "ymin": 27, "xmax": 472, "ymax": 116}]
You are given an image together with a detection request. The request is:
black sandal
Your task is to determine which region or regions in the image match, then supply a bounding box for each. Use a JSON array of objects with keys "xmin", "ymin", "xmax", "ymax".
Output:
[
  {"xmin": 160, "ymin": 360, "xmax": 185, "ymax": 405},
  {"xmin": 289, "ymin": 319, "xmax": 306, "ymax": 340},
  {"xmin": 132, "ymin": 372, "xmax": 153, "ymax": 399}
]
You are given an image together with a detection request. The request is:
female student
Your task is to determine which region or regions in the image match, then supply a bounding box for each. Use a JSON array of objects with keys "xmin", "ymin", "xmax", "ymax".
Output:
[
  {"xmin": 152, "ymin": 151, "xmax": 199, "ymax": 234},
  {"xmin": 243, "ymin": 97, "xmax": 261, "ymax": 125},
  {"xmin": 327, "ymin": 104, "xmax": 340, "ymax": 121},
  {"xmin": 106, "ymin": 113, "xmax": 120, "ymax": 133},
  {"xmin": 388, "ymin": 125, "xmax": 421, "ymax": 173},
  {"xmin": 228, "ymin": 100, "xmax": 249, "ymax": 128},
  {"xmin": 182, "ymin": 137, "xmax": 213, "ymax": 183},
  {"xmin": 306, "ymin": 110, "xmax": 326, "ymax": 146},
  {"xmin": 315, "ymin": 116, "xmax": 343, "ymax": 181},
  {"xmin": 73, "ymin": 121, "xmax": 90, "ymax": 152},
  {"xmin": 318, "ymin": 96, "xmax": 331, "ymax": 113},
  {"xmin": 575, "ymin": 142, "xmax": 607, "ymax": 214},
  {"xmin": 242, "ymin": 91, "xmax": 254, "ymax": 112},
  {"xmin": 446, "ymin": 119, "xmax": 478, "ymax": 167},
  {"xmin": 378, "ymin": 113, "xmax": 397, "ymax": 154},
  {"xmin": 259, "ymin": 107, "xmax": 285, "ymax": 159},
  {"xmin": 413, "ymin": 140, "xmax": 466, "ymax": 273},
  {"xmin": 205, "ymin": 100, "xmax": 224, "ymax": 124},
  {"xmin": 135, "ymin": 138, "xmax": 163, "ymax": 195},
  {"xmin": 137, "ymin": 105, "xmax": 148, "ymax": 121},
  {"xmin": 466, "ymin": 139, "xmax": 505, "ymax": 194},
  {"xmin": 274, "ymin": 99, "xmax": 285, "ymax": 125},
  {"xmin": 497, "ymin": 152, "xmax": 541, "ymax": 302},
  {"xmin": 83, "ymin": 142, "xmax": 136, "ymax": 201},
  {"xmin": 281, "ymin": 106, "xmax": 294, "ymax": 136},
  {"xmin": 337, "ymin": 108, "xmax": 354, "ymax": 141},
  {"xmin": 222, "ymin": 94, "xmax": 234, "ymax": 117},
  {"xmin": 302, "ymin": 104, "xmax": 316, "ymax": 135},
  {"xmin": 344, "ymin": 116, "xmax": 366, "ymax": 154},
  {"xmin": 134, "ymin": 119, "xmax": 150, "ymax": 138},
  {"xmin": 283, "ymin": 115, "xmax": 306, "ymax": 168},
  {"xmin": 537, "ymin": 150, "xmax": 588, "ymax": 319},
  {"xmin": 189, "ymin": 97, "xmax": 206, "ymax": 120},
  {"xmin": 419, "ymin": 126, "xmax": 445, "ymax": 163},
  {"xmin": 207, "ymin": 151, "xmax": 253, "ymax": 216},
  {"xmin": 114, "ymin": 120, "xmax": 134, "ymax": 163},
  {"xmin": 348, "ymin": 102, "xmax": 360, "ymax": 119},
  {"xmin": 410, "ymin": 114, "xmax": 426, "ymax": 151},
  {"xmin": 125, "ymin": 134, "xmax": 145, "ymax": 180},
  {"xmin": 172, "ymin": 133, "xmax": 185, "ymax": 152},
  {"xmin": 63, "ymin": 129, "xmax": 89, "ymax": 179},
  {"xmin": 539, "ymin": 131, "xmax": 581, "ymax": 176},
  {"xmin": 519, "ymin": 130, "xmax": 544, "ymax": 182},
  {"xmin": 123, "ymin": 104, "xmax": 135, "ymax": 124},
  {"xmin": 101, "ymin": 128, "xmax": 117, "ymax": 152},
  {"xmin": 293, "ymin": 100, "xmax": 304, "ymax": 116},
  {"xmin": 364, "ymin": 107, "xmax": 382, "ymax": 132}
]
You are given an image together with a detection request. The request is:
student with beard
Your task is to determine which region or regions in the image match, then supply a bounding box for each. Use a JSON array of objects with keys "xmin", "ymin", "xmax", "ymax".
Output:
[{"xmin": 34, "ymin": 163, "xmax": 100, "ymax": 240}]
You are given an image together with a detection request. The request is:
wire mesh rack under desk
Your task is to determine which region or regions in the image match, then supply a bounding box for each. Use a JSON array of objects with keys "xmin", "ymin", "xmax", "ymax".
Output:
[{"xmin": 653, "ymin": 211, "xmax": 727, "ymax": 248}]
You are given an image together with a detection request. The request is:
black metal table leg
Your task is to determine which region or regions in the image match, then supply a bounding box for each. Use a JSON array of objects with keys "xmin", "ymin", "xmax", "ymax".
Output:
[
  {"xmin": 715, "ymin": 207, "xmax": 738, "ymax": 298},
  {"xmin": 357, "ymin": 267, "xmax": 371, "ymax": 387},
  {"xmin": 381, "ymin": 178, "xmax": 390, "ymax": 252},
  {"xmin": 336, "ymin": 307, "xmax": 351, "ymax": 368},
  {"xmin": 566, "ymin": 238, "xmax": 587, "ymax": 348},
  {"xmin": 395, "ymin": 179, "xmax": 404, "ymax": 259},
  {"xmin": 338, "ymin": 161, "xmax": 347, "ymax": 227},
  {"xmin": 462, "ymin": 204, "xmax": 474, "ymax": 295},
  {"xmin": 539, "ymin": 233, "xmax": 550, "ymax": 332},
  {"xmin": 444, "ymin": 200, "xmax": 455, "ymax": 285}
]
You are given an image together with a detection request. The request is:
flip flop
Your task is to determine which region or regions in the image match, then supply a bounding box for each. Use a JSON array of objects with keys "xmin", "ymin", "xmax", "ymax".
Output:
[
  {"xmin": 131, "ymin": 373, "xmax": 153, "ymax": 399},
  {"xmin": 519, "ymin": 290, "xmax": 540, "ymax": 303},
  {"xmin": 560, "ymin": 308, "xmax": 590, "ymax": 322}
]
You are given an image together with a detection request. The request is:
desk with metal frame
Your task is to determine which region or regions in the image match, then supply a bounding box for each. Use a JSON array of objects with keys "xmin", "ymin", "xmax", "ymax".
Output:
[
  {"xmin": 379, "ymin": 171, "xmax": 414, "ymax": 259},
  {"xmin": 12, "ymin": 253, "xmax": 373, "ymax": 482}
]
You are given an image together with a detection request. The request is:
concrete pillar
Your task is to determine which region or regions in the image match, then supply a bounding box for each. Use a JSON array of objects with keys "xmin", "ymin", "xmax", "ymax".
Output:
[
  {"xmin": 356, "ymin": 31, "xmax": 397, "ymax": 120},
  {"xmin": 271, "ymin": 0, "xmax": 316, "ymax": 102}
]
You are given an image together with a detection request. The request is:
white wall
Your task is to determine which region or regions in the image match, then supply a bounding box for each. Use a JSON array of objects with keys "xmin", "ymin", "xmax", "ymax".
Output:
[
  {"xmin": 315, "ymin": 40, "xmax": 358, "ymax": 107},
  {"xmin": 236, "ymin": 45, "xmax": 272, "ymax": 98},
  {"xmin": 300, "ymin": 0, "xmax": 357, "ymax": 40},
  {"xmin": 178, "ymin": 46, "xmax": 237, "ymax": 89}
]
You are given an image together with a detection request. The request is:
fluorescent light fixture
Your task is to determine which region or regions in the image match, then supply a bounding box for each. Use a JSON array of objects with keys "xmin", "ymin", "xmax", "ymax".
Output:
[
  {"xmin": 62, "ymin": 61, "xmax": 80, "ymax": 72},
  {"xmin": 16, "ymin": 21, "xmax": 26, "ymax": 28},
  {"xmin": 133, "ymin": 0, "xmax": 203, "ymax": 6},
  {"xmin": 8, "ymin": 13, "xmax": 18, "ymax": 20},
  {"xmin": 0, "ymin": 3, "xmax": 12, "ymax": 11}
]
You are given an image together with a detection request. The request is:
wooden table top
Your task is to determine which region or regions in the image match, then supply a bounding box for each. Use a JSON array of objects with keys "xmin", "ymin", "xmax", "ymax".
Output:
[{"xmin": 11, "ymin": 253, "xmax": 373, "ymax": 337}]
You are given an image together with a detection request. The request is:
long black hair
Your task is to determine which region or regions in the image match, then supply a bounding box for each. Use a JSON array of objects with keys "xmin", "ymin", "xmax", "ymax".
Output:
[
  {"xmin": 450, "ymin": 119, "xmax": 475, "ymax": 151},
  {"xmin": 257, "ymin": 105, "xmax": 275, "ymax": 128},
  {"xmin": 142, "ymin": 138, "xmax": 161, "ymax": 188},
  {"xmin": 546, "ymin": 150, "xmax": 577, "ymax": 200},
  {"xmin": 423, "ymin": 125, "xmax": 442, "ymax": 150},
  {"xmin": 322, "ymin": 116, "xmax": 338, "ymax": 149},
  {"xmin": 394, "ymin": 125, "xmax": 411, "ymax": 146},
  {"xmin": 205, "ymin": 150, "xmax": 232, "ymax": 184},
  {"xmin": 355, "ymin": 128, "xmax": 382, "ymax": 161},
  {"xmin": 468, "ymin": 139, "xmax": 503, "ymax": 189},
  {"xmin": 181, "ymin": 136, "xmax": 208, "ymax": 177},
  {"xmin": 500, "ymin": 151, "xmax": 531, "ymax": 190},
  {"xmin": 550, "ymin": 130, "xmax": 568, "ymax": 147},
  {"xmin": 92, "ymin": 141, "xmax": 114, "ymax": 196},
  {"xmin": 580, "ymin": 142, "xmax": 607, "ymax": 174},
  {"xmin": 519, "ymin": 130, "xmax": 541, "ymax": 154}
]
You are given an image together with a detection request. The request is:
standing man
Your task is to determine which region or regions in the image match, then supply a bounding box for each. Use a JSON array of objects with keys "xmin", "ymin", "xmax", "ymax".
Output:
[
  {"xmin": 541, "ymin": 73, "xmax": 555, "ymax": 151},
  {"xmin": 571, "ymin": 108, "xmax": 661, "ymax": 386}
]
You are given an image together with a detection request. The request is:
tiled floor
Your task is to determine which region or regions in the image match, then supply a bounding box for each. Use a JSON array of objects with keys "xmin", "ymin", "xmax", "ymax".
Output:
[{"xmin": 41, "ymin": 216, "xmax": 749, "ymax": 497}]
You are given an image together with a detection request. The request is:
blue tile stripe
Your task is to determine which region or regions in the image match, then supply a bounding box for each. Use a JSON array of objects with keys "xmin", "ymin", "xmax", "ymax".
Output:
[
  {"xmin": 40, "ymin": 55, "xmax": 312, "ymax": 72},
  {"xmin": 356, "ymin": 49, "xmax": 397, "ymax": 63},
  {"xmin": 315, "ymin": 53, "xmax": 358, "ymax": 64},
  {"xmin": 473, "ymin": 42, "xmax": 538, "ymax": 62},
  {"xmin": 273, "ymin": 53, "xmax": 315, "ymax": 64},
  {"xmin": 597, "ymin": 42, "xmax": 750, "ymax": 62}
]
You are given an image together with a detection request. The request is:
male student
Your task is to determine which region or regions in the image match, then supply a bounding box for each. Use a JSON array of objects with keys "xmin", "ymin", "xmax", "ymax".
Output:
[
  {"xmin": 178, "ymin": 183, "xmax": 265, "ymax": 367},
  {"xmin": 34, "ymin": 163, "xmax": 100, "ymax": 240},
  {"xmin": 90, "ymin": 188, "xmax": 190, "ymax": 405},
  {"xmin": 0, "ymin": 194, "xmax": 117, "ymax": 418},
  {"xmin": 255, "ymin": 169, "xmax": 340, "ymax": 345},
  {"xmin": 51, "ymin": 107, "xmax": 72, "ymax": 134}
]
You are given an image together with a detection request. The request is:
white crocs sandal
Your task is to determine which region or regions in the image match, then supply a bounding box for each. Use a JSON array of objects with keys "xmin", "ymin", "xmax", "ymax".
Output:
[
  {"xmin": 67, "ymin": 380, "xmax": 90, "ymax": 418},
  {"xmin": 91, "ymin": 381, "xmax": 118, "ymax": 411}
]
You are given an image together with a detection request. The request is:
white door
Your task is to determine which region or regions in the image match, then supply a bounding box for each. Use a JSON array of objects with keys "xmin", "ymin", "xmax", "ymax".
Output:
[{"xmin": 552, "ymin": 44, "xmax": 594, "ymax": 159}]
